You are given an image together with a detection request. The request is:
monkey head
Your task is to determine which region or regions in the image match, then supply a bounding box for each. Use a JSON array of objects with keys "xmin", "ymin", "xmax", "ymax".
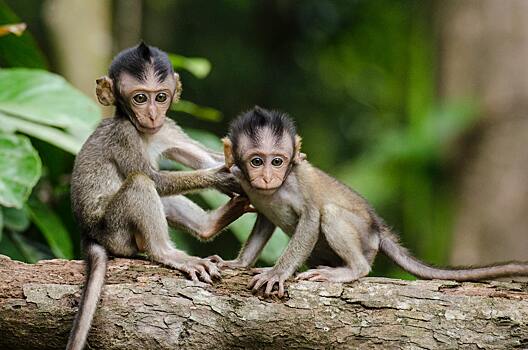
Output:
[
  {"xmin": 95, "ymin": 42, "xmax": 182, "ymax": 134},
  {"xmin": 223, "ymin": 106, "xmax": 303, "ymax": 194}
]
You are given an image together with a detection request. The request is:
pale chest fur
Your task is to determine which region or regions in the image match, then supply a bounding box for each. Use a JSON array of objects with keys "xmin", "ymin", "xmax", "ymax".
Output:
[
  {"xmin": 245, "ymin": 172, "xmax": 304, "ymax": 235},
  {"xmin": 140, "ymin": 123, "xmax": 176, "ymax": 169}
]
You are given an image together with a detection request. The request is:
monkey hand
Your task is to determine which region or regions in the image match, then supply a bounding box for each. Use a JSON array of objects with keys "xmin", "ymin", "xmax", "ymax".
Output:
[
  {"xmin": 210, "ymin": 165, "xmax": 244, "ymax": 196},
  {"xmin": 207, "ymin": 255, "xmax": 251, "ymax": 270},
  {"xmin": 229, "ymin": 195, "xmax": 256, "ymax": 214},
  {"xmin": 175, "ymin": 256, "xmax": 222, "ymax": 284},
  {"xmin": 249, "ymin": 267, "xmax": 290, "ymax": 298}
]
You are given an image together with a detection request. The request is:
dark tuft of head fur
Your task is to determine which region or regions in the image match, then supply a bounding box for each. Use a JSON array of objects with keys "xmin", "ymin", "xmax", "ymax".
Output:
[
  {"xmin": 109, "ymin": 42, "xmax": 173, "ymax": 84},
  {"xmin": 228, "ymin": 106, "xmax": 296, "ymax": 152}
]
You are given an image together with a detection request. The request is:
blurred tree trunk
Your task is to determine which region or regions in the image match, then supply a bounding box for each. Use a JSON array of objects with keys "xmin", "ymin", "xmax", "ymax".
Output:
[
  {"xmin": 114, "ymin": 0, "xmax": 143, "ymax": 50},
  {"xmin": 42, "ymin": 0, "xmax": 112, "ymax": 100},
  {"xmin": 437, "ymin": 0, "xmax": 528, "ymax": 265}
]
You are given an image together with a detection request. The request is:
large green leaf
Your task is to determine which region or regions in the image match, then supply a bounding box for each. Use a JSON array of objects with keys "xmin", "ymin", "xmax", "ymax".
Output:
[
  {"xmin": 26, "ymin": 199, "xmax": 73, "ymax": 259},
  {"xmin": 0, "ymin": 1, "xmax": 47, "ymax": 68},
  {"xmin": 0, "ymin": 208, "xmax": 3, "ymax": 242},
  {"xmin": 0, "ymin": 111, "xmax": 82, "ymax": 154},
  {"xmin": 0, "ymin": 69, "xmax": 100, "ymax": 140},
  {"xmin": 172, "ymin": 100, "xmax": 222, "ymax": 122},
  {"xmin": 169, "ymin": 54, "xmax": 211, "ymax": 79},
  {"xmin": 2, "ymin": 206, "xmax": 29, "ymax": 231},
  {"xmin": 8, "ymin": 231, "xmax": 46, "ymax": 263},
  {"xmin": 0, "ymin": 131, "xmax": 41, "ymax": 208}
]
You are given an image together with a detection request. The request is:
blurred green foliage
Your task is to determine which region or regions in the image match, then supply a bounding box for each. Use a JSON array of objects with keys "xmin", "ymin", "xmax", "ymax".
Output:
[{"xmin": 0, "ymin": 0, "xmax": 480, "ymax": 279}]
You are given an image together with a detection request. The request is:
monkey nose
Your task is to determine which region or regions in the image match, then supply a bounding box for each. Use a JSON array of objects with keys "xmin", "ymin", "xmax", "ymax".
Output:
[{"xmin": 148, "ymin": 106, "xmax": 157, "ymax": 120}]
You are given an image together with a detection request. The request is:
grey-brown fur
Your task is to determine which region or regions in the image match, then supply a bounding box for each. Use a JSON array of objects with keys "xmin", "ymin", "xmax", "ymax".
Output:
[
  {"xmin": 67, "ymin": 43, "xmax": 249, "ymax": 350},
  {"xmin": 221, "ymin": 107, "xmax": 528, "ymax": 297}
]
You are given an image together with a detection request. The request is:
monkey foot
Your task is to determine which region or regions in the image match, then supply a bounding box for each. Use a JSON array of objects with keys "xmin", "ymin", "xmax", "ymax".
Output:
[
  {"xmin": 296, "ymin": 266, "xmax": 362, "ymax": 283},
  {"xmin": 172, "ymin": 257, "xmax": 222, "ymax": 284},
  {"xmin": 206, "ymin": 255, "xmax": 249, "ymax": 270},
  {"xmin": 249, "ymin": 267, "xmax": 289, "ymax": 298}
]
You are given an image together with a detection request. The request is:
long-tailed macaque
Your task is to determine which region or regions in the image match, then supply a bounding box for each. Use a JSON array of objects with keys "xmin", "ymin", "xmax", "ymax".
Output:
[
  {"xmin": 218, "ymin": 106, "xmax": 528, "ymax": 298},
  {"xmin": 67, "ymin": 43, "xmax": 250, "ymax": 350}
]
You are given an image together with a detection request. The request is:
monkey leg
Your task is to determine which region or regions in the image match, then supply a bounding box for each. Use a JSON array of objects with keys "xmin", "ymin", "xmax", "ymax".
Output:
[
  {"xmin": 99, "ymin": 173, "xmax": 220, "ymax": 283},
  {"xmin": 161, "ymin": 195, "xmax": 250, "ymax": 241},
  {"xmin": 296, "ymin": 205, "xmax": 371, "ymax": 283}
]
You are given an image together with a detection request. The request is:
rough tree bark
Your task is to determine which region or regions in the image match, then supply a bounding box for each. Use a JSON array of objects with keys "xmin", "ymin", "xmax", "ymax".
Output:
[{"xmin": 1, "ymin": 255, "xmax": 527, "ymax": 349}]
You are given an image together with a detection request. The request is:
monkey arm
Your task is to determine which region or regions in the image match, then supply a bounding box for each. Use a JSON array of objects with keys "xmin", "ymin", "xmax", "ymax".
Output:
[
  {"xmin": 249, "ymin": 207, "xmax": 320, "ymax": 297},
  {"xmin": 152, "ymin": 167, "xmax": 239, "ymax": 197},
  {"xmin": 273, "ymin": 208, "xmax": 320, "ymax": 275},
  {"xmin": 162, "ymin": 124, "xmax": 224, "ymax": 169},
  {"xmin": 162, "ymin": 195, "xmax": 252, "ymax": 241},
  {"xmin": 218, "ymin": 214, "xmax": 276, "ymax": 269},
  {"xmin": 111, "ymin": 140, "xmax": 238, "ymax": 197}
]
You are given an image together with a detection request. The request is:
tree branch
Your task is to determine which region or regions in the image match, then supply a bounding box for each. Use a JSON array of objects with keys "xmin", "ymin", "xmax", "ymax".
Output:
[{"xmin": 1, "ymin": 254, "xmax": 527, "ymax": 349}]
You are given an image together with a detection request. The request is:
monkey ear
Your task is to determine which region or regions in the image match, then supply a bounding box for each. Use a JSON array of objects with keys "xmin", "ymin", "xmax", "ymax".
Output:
[
  {"xmin": 293, "ymin": 135, "xmax": 304, "ymax": 164},
  {"xmin": 222, "ymin": 137, "xmax": 235, "ymax": 168},
  {"xmin": 173, "ymin": 72, "xmax": 182, "ymax": 102},
  {"xmin": 95, "ymin": 76, "xmax": 115, "ymax": 106}
]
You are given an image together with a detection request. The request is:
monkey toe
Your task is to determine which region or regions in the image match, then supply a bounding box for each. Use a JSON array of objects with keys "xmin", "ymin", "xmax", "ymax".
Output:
[
  {"xmin": 217, "ymin": 259, "xmax": 247, "ymax": 270},
  {"xmin": 296, "ymin": 269, "xmax": 332, "ymax": 282},
  {"xmin": 206, "ymin": 255, "xmax": 223, "ymax": 263}
]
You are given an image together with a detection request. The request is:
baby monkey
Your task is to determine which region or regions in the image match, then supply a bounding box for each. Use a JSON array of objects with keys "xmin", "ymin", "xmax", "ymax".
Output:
[
  {"xmin": 219, "ymin": 106, "xmax": 528, "ymax": 297},
  {"xmin": 67, "ymin": 43, "xmax": 250, "ymax": 350}
]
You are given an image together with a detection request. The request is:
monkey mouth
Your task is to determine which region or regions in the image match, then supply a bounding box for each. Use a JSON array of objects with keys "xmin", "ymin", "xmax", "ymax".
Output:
[
  {"xmin": 252, "ymin": 184, "xmax": 281, "ymax": 193},
  {"xmin": 140, "ymin": 125, "xmax": 163, "ymax": 134}
]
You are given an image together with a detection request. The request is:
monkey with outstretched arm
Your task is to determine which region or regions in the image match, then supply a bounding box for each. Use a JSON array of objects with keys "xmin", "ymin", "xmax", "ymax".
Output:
[
  {"xmin": 67, "ymin": 43, "xmax": 251, "ymax": 350},
  {"xmin": 213, "ymin": 106, "xmax": 528, "ymax": 298}
]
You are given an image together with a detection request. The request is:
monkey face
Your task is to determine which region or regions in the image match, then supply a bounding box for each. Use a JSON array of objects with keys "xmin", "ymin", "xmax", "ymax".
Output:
[
  {"xmin": 118, "ymin": 71, "xmax": 178, "ymax": 134},
  {"xmin": 237, "ymin": 130, "xmax": 293, "ymax": 193}
]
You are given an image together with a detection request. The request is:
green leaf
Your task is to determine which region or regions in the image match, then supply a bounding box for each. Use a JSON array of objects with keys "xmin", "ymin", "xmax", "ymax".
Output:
[
  {"xmin": 8, "ymin": 231, "xmax": 45, "ymax": 263},
  {"xmin": 0, "ymin": 131, "xmax": 41, "ymax": 208},
  {"xmin": 0, "ymin": 1, "xmax": 47, "ymax": 68},
  {"xmin": 0, "ymin": 208, "xmax": 3, "ymax": 242},
  {"xmin": 0, "ymin": 69, "xmax": 100, "ymax": 140},
  {"xmin": 2, "ymin": 206, "xmax": 29, "ymax": 231},
  {"xmin": 168, "ymin": 54, "xmax": 212, "ymax": 78},
  {"xmin": 199, "ymin": 190, "xmax": 289, "ymax": 265},
  {"xmin": 184, "ymin": 128, "xmax": 223, "ymax": 151},
  {"xmin": 172, "ymin": 100, "xmax": 222, "ymax": 122},
  {"xmin": 0, "ymin": 111, "xmax": 82, "ymax": 154},
  {"xmin": 0, "ymin": 231, "xmax": 25, "ymax": 261},
  {"xmin": 26, "ymin": 199, "xmax": 73, "ymax": 259}
]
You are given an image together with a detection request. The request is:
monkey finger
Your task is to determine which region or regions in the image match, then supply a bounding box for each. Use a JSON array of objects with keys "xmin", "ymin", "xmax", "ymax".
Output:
[
  {"xmin": 245, "ymin": 205, "xmax": 257, "ymax": 213},
  {"xmin": 189, "ymin": 270, "xmax": 199, "ymax": 283},
  {"xmin": 308, "ymin": 275, "xmax": 328, "ymax": 282},
  {"xmin": 203, "ymin": 261, "xmax": 221, "ymax": 280},
  {"xmin": 278, "ymin": 281, "xmax": 285, "ymax": 298},
  {"xmin": 206, "ymin": 255, "xmax": 224, "ymax": 264},
  {"xmin": 296, "ymin": 270, "xmax": 318, "ymax": 281},
  {"xmin": 199, "ymin": 270, "xmax": 213, "ymax": 284},
  {"xmin": 251, "ymin": 267, "xmax": 270, "ymax": 274},
  {"xmin": 264, "ymin": 278, "xmax": 277, "ymax": 295},
  {"xmin": 250, "ymin": 275, "xmax": 267, "ymax": 292},
  {"xmin": 194, "ymin": 264, "xmax": 212, "ymax": 284},
  {"xmin": 248, "ymin": 275, "xmax": 259, "ymax": 289}
]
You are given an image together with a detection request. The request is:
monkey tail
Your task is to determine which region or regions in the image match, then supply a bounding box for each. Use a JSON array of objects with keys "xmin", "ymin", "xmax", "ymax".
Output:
[
  {"xmin": 66, "ymin": 239, "xmax": 108, "ymax": 350},
  {"xmin": 379, "ymin": 227, "xmax": 528, "ymax": 281}
]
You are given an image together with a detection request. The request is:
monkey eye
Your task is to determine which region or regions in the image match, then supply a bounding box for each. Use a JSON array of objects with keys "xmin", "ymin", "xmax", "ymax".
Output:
[
  {"xmin": 271, "ymin": 157, "xmax": 284, "ymax": 167},
  {"xmin": 250, "ymin": 157, "xmax": 264, "ymax": 167},
  {"xmin": 155, "ymin": 93, "xmax": 168, "ymax": 102},
  {"xmin": 133, "ymin": 93, "xmax": 148, "ymax": 104}
]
